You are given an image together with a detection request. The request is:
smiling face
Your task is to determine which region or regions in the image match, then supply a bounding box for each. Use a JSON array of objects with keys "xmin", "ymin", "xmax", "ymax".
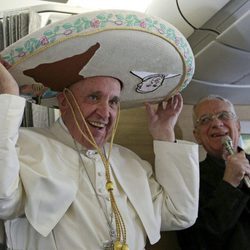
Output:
[
  {"xmin": 193, "ymin": 99, "xmax": 241, "ymax": 159},
  {"xmin": 57, "ymin": 76, "xmax": 121, "ymax": 149},
  {"xmin": 136, "ymin": 75, "xmax": 164, "ymax": 93}
]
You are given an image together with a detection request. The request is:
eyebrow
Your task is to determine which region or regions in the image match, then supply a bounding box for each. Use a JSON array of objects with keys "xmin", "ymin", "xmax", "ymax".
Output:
[{"xmin": 89, "ymin": 91, "xmax": 120, "ymax": 100}]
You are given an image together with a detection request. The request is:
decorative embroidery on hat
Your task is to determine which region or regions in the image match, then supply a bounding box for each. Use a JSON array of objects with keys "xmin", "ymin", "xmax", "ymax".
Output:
[{"xmin": 1, "ymin": 10, "xmax": 195, "ymax": 108}]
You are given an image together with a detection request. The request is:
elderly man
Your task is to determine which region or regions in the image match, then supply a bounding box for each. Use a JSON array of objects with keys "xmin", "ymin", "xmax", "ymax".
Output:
[
  {"xmin": 177, "ymin": 95, "xmax": 250, "ymax": 250},
  {"xmin": 0, "ymin": 56, "xmax": 199, "ymax": 250}
]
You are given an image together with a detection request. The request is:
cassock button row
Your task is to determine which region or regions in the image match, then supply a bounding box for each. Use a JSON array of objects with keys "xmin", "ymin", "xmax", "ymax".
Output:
[{"xmin": 98, "ymin": 171, "xmax": 104, "ymax": 176}]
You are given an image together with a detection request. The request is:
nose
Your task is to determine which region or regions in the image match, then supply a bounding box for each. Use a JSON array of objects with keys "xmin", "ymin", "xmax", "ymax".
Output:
[
  {"xmin": 96, "ymin": 101, "xmax": 110, "ymax": 118},
  {"xmin": 211, "ymin": 116, "xmax": 224, "ymax": 127}
]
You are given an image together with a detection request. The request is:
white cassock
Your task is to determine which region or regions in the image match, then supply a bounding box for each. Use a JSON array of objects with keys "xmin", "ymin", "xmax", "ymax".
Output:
[{"xmin": 0, "ymin": 94, "xmax": 199, "ymax": 250}]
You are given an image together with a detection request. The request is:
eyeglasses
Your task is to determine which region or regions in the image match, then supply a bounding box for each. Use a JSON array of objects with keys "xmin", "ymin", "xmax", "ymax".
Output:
[{"xmin": 195, "ymin": 111, "xmax": 237, "ymax": 127}]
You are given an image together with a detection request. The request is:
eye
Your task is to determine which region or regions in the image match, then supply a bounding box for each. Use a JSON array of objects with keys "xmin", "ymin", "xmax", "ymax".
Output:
[
  {"xmin": 218, "ymin": 111, "xmax": 229, "ymax": 120},
  {"xmin": 88, "ymin": 94, "xmax": 99, "ymax": 101},
  {"xmin": 198, "ymin": 115, "xmax": 212, "ymax": 125},
  {"xmin": 218, "ymin": 111, "xmax": 235, "ymax": 120}
]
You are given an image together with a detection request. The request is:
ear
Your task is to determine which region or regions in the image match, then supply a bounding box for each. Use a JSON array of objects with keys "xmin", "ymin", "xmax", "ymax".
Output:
[
  {"xmin": 237, "ymin": 119, "xmax": 241, "ymax": 133},
  {"xmin": 57, "ymin": 92, "xmax": 67, "ymax": 112},
  {"xmin": 193, "ymin": 128, "xmax": 202, "ymax": 145}
]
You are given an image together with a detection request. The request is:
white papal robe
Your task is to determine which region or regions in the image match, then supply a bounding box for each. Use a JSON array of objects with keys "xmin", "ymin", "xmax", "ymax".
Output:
[{"xmin": 0, "ymin": 94, "xmax": 199, "ymax": 250}]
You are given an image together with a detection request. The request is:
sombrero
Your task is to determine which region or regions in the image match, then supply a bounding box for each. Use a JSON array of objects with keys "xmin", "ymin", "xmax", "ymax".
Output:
[{"xmin": 0, "ymin": 9, "xmax": 195, "ymax": 109}]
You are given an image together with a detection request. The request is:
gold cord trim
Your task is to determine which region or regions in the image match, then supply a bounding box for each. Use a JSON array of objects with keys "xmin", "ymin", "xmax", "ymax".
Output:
[{"xmin": 63, "ymin": 88, "xmax": 128, "ymax": 248}]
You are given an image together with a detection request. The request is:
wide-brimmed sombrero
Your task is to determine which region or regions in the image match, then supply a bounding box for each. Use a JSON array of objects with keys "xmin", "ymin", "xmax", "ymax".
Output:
[{"xmin": 1, "ymin": 9, "xmax": 195, "ymax": 108}]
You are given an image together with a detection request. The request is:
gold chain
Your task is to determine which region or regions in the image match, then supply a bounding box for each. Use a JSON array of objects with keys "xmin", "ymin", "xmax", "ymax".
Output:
[{"xmin": 63, "ymin": 88, "xmax": 129, "ymax": 250}]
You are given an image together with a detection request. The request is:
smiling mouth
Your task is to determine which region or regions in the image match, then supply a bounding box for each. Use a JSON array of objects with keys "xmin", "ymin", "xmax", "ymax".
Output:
[
  {"xmin": 211, "ymin": 132, "xmax": 228, "ymax": 138},
  {"xmin": 88, "ymin": 121, "xmax": 106, "ymax": 129}
]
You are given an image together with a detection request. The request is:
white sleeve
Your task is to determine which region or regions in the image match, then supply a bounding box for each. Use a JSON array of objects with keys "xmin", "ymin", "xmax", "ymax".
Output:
[
  {"xmin": 0, "ymin": 94, "xmax": 26, "ymax": 219},
  {"xmin": 153, "ymin": 140, "xmax": 199, "ymax": 230}
]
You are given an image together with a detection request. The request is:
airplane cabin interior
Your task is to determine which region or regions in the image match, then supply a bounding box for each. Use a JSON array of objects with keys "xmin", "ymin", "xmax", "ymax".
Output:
[{"xmin": 0, "ymin": 0, "xmax": 249, "ymax": 249}]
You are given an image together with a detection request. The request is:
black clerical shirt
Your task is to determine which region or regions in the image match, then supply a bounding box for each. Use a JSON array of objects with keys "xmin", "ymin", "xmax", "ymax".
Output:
[{"xmin": 177, "ymin": 152, "xmax": 250, "ymax": 250}]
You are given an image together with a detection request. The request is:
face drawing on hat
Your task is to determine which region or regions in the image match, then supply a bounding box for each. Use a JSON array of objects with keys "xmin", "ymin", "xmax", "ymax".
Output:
[{"xmin": 131, "ymin": 71, "xmax": 181, "ymax": 94}]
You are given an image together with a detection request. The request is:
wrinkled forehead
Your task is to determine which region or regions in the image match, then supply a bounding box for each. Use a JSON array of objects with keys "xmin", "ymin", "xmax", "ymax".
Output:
[
  {"xmin": 69, "ymin": 76, "xmax": 122, "ymax": 94},
  {"xmin": 195, "ymin": 99, "xmax": 234, "ymax": 116}
]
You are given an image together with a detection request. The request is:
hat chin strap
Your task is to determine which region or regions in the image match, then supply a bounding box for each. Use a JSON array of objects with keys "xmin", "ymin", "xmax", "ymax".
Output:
[{"xmin": 63, "ymin": 88, "xmax": 129, "ymax": 250}]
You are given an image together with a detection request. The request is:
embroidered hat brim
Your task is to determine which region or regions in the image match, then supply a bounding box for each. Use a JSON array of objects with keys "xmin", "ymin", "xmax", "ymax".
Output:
[{"xmin": 1, "ymin": 9, "xmax": 195, "ymax": 109}]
